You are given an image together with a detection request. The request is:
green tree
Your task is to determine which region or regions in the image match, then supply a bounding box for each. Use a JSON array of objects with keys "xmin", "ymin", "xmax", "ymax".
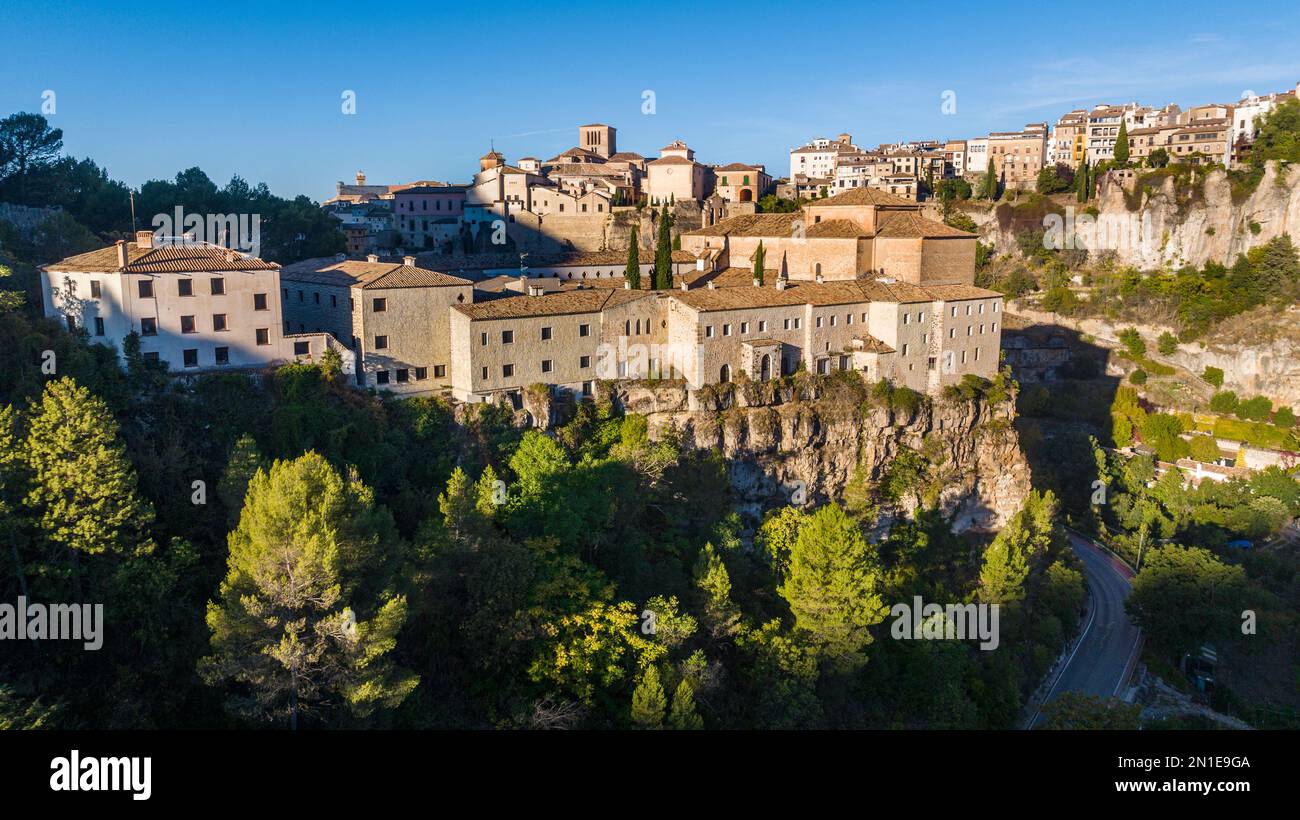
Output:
[
  {"xmin": 200, "ymin": 452, "xmax": 418, "ymax": 728},
  {"xmin": 1202, "ymin": 366, "xmax": 1224, "ymax": 388},
  {"xmin": 623, "ymin": 228, "xmax": 640, "ymax": 289},
  {"xmin": 217, "ymin": 434, "xmax": 265, "ymax": 528},
  {"xmin": 1113, "ymin": 121, "xmax": 1130, "ymax": 166},
  {"xmin": 653, "ymin": 206, "xmax": 673, "ymax": 290},
  {"xmin": 694, "ymin": 541, "xmax": 740, "ymax": 638},
  {"xmin": 1189, "ymin": 435, "xmax": 1221, "ymax": 463},
  {"xmin": 753, "ymin": 240, "xmax": 766, "ymax": 285},
  {"xmin": 1210, "ymin": 390, "xmax": 1239, "ymax": 414},
  {"xmin": 978, "ymin": 490, "xmax": 1062, "ymax": 604},
  {"xmin": 1157, "ymin": 331, "xmax": 1177, "ymax": 356},
  {"xmin": 22, "ymin": 377, "xmax": 152, "ymax": 598},
  {"xmin": 1118, "ymin": 327, "xmax": 1146, "ymax": 357},
  {"xmin": 667, "ymin": 678, "xmax": 704, "ymax": 729},
  {"xmin": 1274, "ymin": 405, "xmax": 1296, "ymax": 429},
  {"xmin": 980, "ymin": 159, "xmax": 998, "ymax": 200},
  {"xmin": 1076, "ymin": 158, "xmax": 1091, "ymax": 202},
  {"xmin": 630, "ymin": 664, "xmax": 666, "ymax": 728},
  {"xmin": 778, "ymin": 504, "xmax": 887, "ymax": 669},
  {"xmin": 1148, "ymin": 147, "xmax": 1169, "ymax": 168},
  {"xmin": 1126, "ymin": 545, "xmax": 1247, "ymax": 657}
]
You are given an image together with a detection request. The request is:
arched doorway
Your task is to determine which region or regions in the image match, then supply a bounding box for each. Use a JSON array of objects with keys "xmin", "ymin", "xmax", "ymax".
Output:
[
  {"xmin": 740, "ymin": 188, "xmax": 753, "ymax": 202},
  {"xmin": 759, "ymin": 354, "xmax": 771, "ymax": 381},
  {"xmin": 719, "ymin": 364, "xmax": 731, "ymax": 383}
]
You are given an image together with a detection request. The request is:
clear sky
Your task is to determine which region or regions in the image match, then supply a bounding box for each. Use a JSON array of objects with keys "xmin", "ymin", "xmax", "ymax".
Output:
[{"xmin": 3, "ymin": 0, "xmax": 1299, "ymax": 201}]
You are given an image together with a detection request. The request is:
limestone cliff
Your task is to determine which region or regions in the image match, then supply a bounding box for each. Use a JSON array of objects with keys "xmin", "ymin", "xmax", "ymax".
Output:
[
  {"xmin": 968, "ymin": 161, "xmax": 1300, "ymax": 271},
  {"xmin": 598, "ymin": 378, "xmax": 1032, "ymax": 532}
]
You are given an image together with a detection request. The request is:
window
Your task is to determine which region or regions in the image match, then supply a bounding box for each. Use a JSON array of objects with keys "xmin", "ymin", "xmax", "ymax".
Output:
[
  {"xmin": 314, "ymin": 292, "xmax": 320, "ymax": 304},
  {"xmin": 139, "ymin": 280, "xmax": 154, "ymax": 298},
  {"xmin": 579, "ymin": 323, "xmax": 591, "ymax": 337},
  {"xmin": 902, "ymin": 313, "xmax": 909, "ymax": 325},
  {"xmin": 541, "ymin": 359, "xmax": 553, "ymax": 373},
  {"xmin": 376, "ymin": 370, "xmax": 390, "ymax": 385},
  {"xmin": 141, "ymin": 317, "xmax": 157, "ymax": 336},
  {"xmin": 481, "ymin": 366, "xmax": 488, "ymax": 380},
  {"xmin": 706, "ymin": 326, "xmax": 715, "ymax": 338},
  {"xmin": 396, "ymin": 368, "xmax": 409, "ymax": 383},
  {"xmin": 256, "ymin": 328, "xmax": 270, "ymax": 346},
  {"xmin": 740, "ymin": 322, "xmax": 749, "ymax": 334},
  {"xmin": 298, "ymin": 290, "xmax": 304, "ymax": 302},
  {"xmin": 90, "ymin": 280, "xmax": 102, "ymax": 298},
  {"xmin": 783, "ymin": 319, "xmax": 790, "ymax": 330},
  {"xmin": 94, "ymin": 317, "xmax": 104, "ymax": 336},
  {"xmin": 502, "ymin": 364, "xmax": 514, "ymax": 378},
  {"xmin": 480, "ymin": 332, "xmax": 488, "ymax": 346},
  {"xmin": 179, "ymin": 315, "xmax": 196, "ymax": 334},
  {"xmin": 183, "ymin": 348, "xmax": 198, "ymax": 368},
  {"xmin": 541, "ymin": 326, "xmax": 552, "ymax": 341},
  {"xmin": 830, "ymin": 315, "xmax": 837, "ymax": 327},
  {"xmin": 330, "ymin": 294, "xmax": 337, "ymax": 307},
  {"xmin": 902, "ymin": 343, "xmax": 910, "ymax": 355},
  {"xmin": 213, "ymin": 313, "xmax": 228, "ymax": 332},
  {"xmin": 991, "ymin": 322, "xmax": 998, "ymax": 333},
  {"xmin": 293, "ymin": 341, "xmax": 309, "ymax": 355},
  {"xmin": 415, "ymin": 367, "xmax": 428, "ymax": 380},
  {"xmin": 579, "ymin": 355, "xmax": 591, "ymax": 369},
  {"xmin": 373, "ymin": 297, "xmax": 387, "ymax": 312},
  {"xmin": 433, "ymin": 365, "xmax": 445, "ymax": 378},
  {"xmin": 254, "ymin": 293, "xmax": 268, "ymax": 311},
  {"xmin": 374, "ymin": 335, "xmax": 388, "ymax": 349},
  {"xmin": 817, "ymin": 316, "xmax": 824, "ymax": 328},
  {"xmin": 143, "ymin": 352, "xmax": 159, "ymax": 363},
  {"xmin": 758, "ymin": 320, "xmax": 767, "ymax": 332},
  {"xmin": 501, "ymin": 330, "xmax": 514, "ymax": 344},
  {"xmin": 723, "ymin": 324, "xmax": 732, "ymax": 337},
  {"xmin": 211, "ymin": 277, "xmax": 225, "ymax": 295},
  {"xmin": 215, "ymin": 346, "xmax": 229, "ymax": 365},
  {"xmin": 178, "ymin": 279, "xmax": 193, "ymax": 297},
  {"xmin": 65, "ymin": 314, "xmax": 76, "ymax": 331},
  {"xmin": 793, "ymin": 318, "xmax": 801, "ymax": 329}
]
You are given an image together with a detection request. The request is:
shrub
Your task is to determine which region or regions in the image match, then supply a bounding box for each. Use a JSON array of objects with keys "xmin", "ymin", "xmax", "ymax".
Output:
[
  {"xmin": 1273, "ymin": 406, "xmax": 1296, "ymax": 429},
  {"xmin": 1202, "ymin": 366, "xmax": 1224, "ymax": 388},
  {"xmin": 1157, "ymin": 332, "xmax": 1178, "ymax": 356},
  {"xmin": 1118, "ymin": 327, "xmax": 1146, "ymax": 357},
  {"xmin": 1189, "ymin": 434, "xmax": 1222, "ymax": 463},
  {"xmin": 1210, "ymin": 390, "xmax": 1239, "ymax": 414},
  {"xmin": 1237, "ymin": 395, "xmax": 1273, "ymax": 422},
  {"xmin": 1129, "ymin": 369, "xmax": 1148, "ymax": 385}
]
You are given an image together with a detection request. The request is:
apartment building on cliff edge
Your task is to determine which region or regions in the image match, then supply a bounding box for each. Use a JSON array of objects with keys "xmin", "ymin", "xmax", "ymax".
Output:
[
  {"xmin": 41, "ymin": 232, "xmax": 353, "ymax": 374},
  {"xmin": 278, "ymin": 186, "xmax": 1001, "ymax": 404}
]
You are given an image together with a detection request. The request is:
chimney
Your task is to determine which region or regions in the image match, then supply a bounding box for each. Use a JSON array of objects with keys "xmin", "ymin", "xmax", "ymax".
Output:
[
  {"xmin": 135, "ymin": 230, "xmax": 154, "ymax": 249},
  {"xmin": 679, "ymin": 280, "xmax": 688, "ymax": 291},
  {"xmin": 707, "ymin": 280, "xmax": 717, "ymax": 290},
  {"xmin": 815, "ymin": 272, "xmax": 825, "ymax": 284},
  {"xmin": 115, "ymin": 240, "xmax": 128, "ymax": 271},
  {"xmin": 752, "ymin": 277, "xmax": 760, "ymax": 287},
  {"xmin": 624, "ymin": 280, "xmax": 632, "ymax": 289},
  {"xmin": 403, "ymin": 255, "xmax": 416, "ymax": 267},
  {"xmin": 367, "ymin": 253, "xmax": 379, "ymax": 263}
]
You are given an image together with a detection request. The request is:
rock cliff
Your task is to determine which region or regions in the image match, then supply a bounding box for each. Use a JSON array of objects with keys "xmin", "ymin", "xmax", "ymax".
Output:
[{"xmin": 599, "ymin": 378, "xmax": 1033, "ymax": 532}]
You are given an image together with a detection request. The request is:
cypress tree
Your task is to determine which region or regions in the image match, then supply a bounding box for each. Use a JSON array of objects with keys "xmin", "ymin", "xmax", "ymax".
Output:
[
  {"xmin": 1114, "ymin": 121, "xmax": 1130, "ymax": 167},
  {"xmin": 753, "ymin": 240, "xmax": 766, "ymax": 285},
  {"xmin": 624, "ymin": 228, "xmax": 641, "ymax": 289},
  {"xmin": 668, "ymin": 678, "xmax": 704, "ymax": 729},
  {"xmin": 653, "ymin": 206, "xmax": 673, "ymax": 290}
]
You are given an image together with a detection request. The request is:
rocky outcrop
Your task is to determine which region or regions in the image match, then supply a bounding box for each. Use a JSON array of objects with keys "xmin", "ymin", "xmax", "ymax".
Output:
[
  {"xmin": 601, "ymin": 379, "xmax": 1032, "ymax": 532},
  {"xmin": 968, "ymin": 161, "xmax": 1300, "ymax": 271}
]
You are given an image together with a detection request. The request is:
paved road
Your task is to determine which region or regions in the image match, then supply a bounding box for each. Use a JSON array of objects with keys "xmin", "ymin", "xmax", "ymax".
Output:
[{"xmin": 1029, "ymin": 532, "xmax": 1142, "ymax": 728}]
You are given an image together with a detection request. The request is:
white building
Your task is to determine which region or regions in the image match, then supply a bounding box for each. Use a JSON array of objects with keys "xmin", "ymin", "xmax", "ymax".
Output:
[{"xmin": 41, "ymin": 232, "xmax": 346, "ymax": 373}]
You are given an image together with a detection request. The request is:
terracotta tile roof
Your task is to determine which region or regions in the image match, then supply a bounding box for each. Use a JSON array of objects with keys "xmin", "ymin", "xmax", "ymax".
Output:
[
  {"xmin": 647, "ymin": 155, "xmax": 697, "ymax": 166},
  {"xmin": 607, "ymin": 152, "xmax": 646, "ymax": 161},
  {"xmin": 454, "ymin": 287, "xmax": 652, "ymax": 320},
  {"xmin": 852, "ymin": 335, "xmax": 896, "ymax": 354},
  {"xmin": 914, "ymin": 283, "xmax": 1003, "ymax": 300},
  {"xmin": 806, "ymin": 187, "xmax": 915, "ymax": 207},
  {"xmin": 280, "ymin": 259, "xmax": 472, "ymax": 289},
  {"xmin": 875, "ymin": 211, "xmax": 975, "ymax": 238},
  {"xmin": 47, "ymin": 242, "xmax": 278, "ymax": 273},
  {"xmin": 806, "ymin": 219, "xmax": 870, "ymax": 238},
  {"xmin": 714, "ymin": 162, "xmax": 764, "ymax": 172},
  {"xmin": 684, "ymin": 213, "xmax": 802, "ymax": 237}
]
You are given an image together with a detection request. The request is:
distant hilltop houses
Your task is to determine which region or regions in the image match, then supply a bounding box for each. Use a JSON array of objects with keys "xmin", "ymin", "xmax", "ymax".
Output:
[
  {"xmin": 785, "ymin": 81, "xmax": 1300, "ymax": 199},
  {"xmin": 321, "ymin": 123, "xmax": 773, "ymax": 257}
]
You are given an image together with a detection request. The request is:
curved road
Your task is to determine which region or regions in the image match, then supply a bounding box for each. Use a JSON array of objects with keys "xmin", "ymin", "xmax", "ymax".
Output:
[{"xmin": 1028, "ymin": 532, "xmax": 1142, "ymax": 728}]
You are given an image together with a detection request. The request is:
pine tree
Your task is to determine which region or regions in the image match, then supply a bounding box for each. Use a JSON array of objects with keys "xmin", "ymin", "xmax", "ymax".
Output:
[
  {"xmin": 753, "ymin": 240, "xmax": 766, "ymax": 285},
  {"xmin": 653, "ymin": 206, "xmax": 673, "ymax": 290},
  {"xmin": 0, "ymin": 405, "xmax": 29, "ymax": 598},
  {"xmin": 630, "ymin": 664, "xmax": 666, "ymax": 728},
  {"xmin": 474, "ymin": 463, "xmax": 502, "ymax": 518},
  {"xmin": 22, "ymin": 377, "xmax": 153, "ymax": 599},
  {"xmin": 624, "ymin": 228, "xmax": 641, "ymax": 289},
  {"xmin": 778, "ymin": 503, "xmax": 887, "ymax": 669},
  {"xmin": 978, "ymin": 490, "xmax": 1062, "ymax": 604},
  {"xmin": 1114, "ymin": 121, "xmax": 1130, "ymax": 167},
  {"xmin": 217, "ymin": 434, "xmax": 265, "ymax": 528},
  {"xmin": 694, "ymin": 541, "xmax": 740, "ymax": 637},
  {"xmin": 668, "ymin": 678, "xmax": 704, "ymax": 729},
  {"xmin": 438, "ymin": 466, "xmax": 477, "ymax": 538},
  {"xmin": 200, "ymin": 452, "xmax": 418, "ymax": 728}
]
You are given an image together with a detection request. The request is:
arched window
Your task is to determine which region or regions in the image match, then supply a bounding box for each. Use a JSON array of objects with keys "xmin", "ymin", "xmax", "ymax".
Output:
[
  {"xmin": 719, "ymin": 364, "xmax": 731, "ymax": 383},
  {"xmin": 815, "ymin": 263, "xmax": 822, "ymax": 275}
]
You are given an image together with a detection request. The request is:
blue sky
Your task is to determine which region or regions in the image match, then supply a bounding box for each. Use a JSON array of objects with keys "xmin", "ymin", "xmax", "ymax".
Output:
[{"xmin": 3, "ymin": 0, "xmax": 1299, "ymax": 200}]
